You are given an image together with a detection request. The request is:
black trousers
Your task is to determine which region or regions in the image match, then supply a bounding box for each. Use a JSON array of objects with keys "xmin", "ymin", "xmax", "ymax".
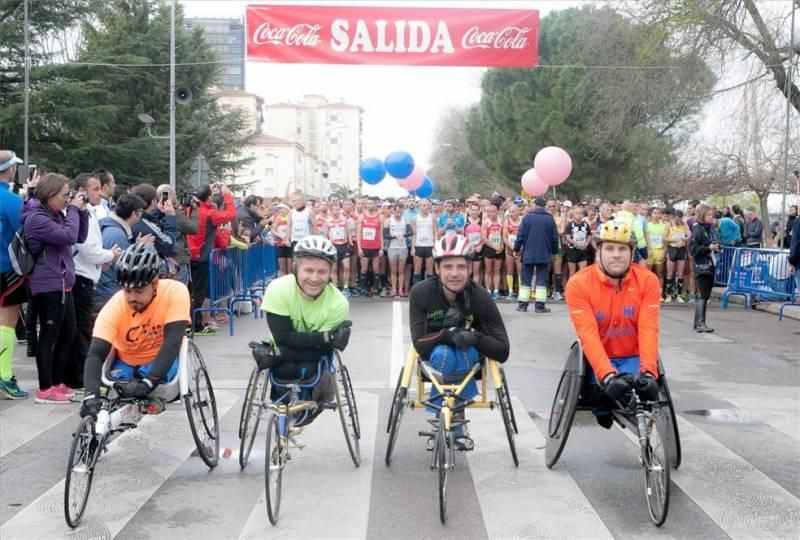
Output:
[
  {"xmin": 34, "ymin": 290, "xmax": 77, "ymax": 390},
  {"xmin": 64, "ymin": 276, "xmax": 96, "ymax": 388},
  {"xmin": 695, "ymin": 273, "xmax": 714, "ymax": 301},
  {"xmin": 190, "ymin": 261, "xmax": 209, "ymax": 329}
]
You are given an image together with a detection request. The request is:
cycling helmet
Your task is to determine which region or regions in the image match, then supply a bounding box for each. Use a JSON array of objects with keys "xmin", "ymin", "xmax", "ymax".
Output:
[
  {"xmin": 433, "ymin": 234, "xmax": 474, "ymax": 261},
  {"xmin": 594, "ymin": 221, "xmax": 637, "ymax": 249},
  {"xmin": 116, "ymin": 243, "xmax": 160, "ymax": 289},
  {"xmin": 293, "ymin": 235, "xmax": 337, "ymax": 265}
]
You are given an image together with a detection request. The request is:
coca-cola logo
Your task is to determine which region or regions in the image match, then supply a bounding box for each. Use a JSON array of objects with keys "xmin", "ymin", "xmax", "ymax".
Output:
[
  {"xmin": 252, "ymin": 22, "xmax": 322, "ymax": 47},
  {"xmin": 461, "ymin": 25, "xmax": 530, "ymax": 50}
]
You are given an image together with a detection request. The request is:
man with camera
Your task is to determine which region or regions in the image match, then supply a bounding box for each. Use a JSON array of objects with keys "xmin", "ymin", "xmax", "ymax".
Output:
[
  {"xmin": 158, "ymin": 185, "xmax": 198, "ymax": 286},
  {"xmin": 131, "ymin": 183, "xmax": 177, "ymax": 262}
]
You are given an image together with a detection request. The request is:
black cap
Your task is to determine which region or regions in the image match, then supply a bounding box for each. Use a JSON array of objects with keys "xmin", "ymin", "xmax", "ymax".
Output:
[{"xmin": 533, "ymin": 197, "xmax": 547, "ymax": 207}]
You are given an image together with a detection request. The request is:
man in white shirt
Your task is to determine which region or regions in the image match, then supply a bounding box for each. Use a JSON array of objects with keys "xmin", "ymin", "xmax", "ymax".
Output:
[
  {"xmin": 66, "ymin": 173, "xmax": 122, "ymax": 392},
  {"xmin": 92, "ymin": 168, "xmax": 116, "ymax": 220}
]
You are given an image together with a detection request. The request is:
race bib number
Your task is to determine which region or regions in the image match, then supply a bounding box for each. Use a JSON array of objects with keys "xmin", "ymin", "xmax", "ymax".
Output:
[
  {"xmin": 650, "ymin": 234, "xmax": 663, "ymax": 249},
  {"xmin": 362, "ymin": 227, "xmax": 376, "ymax": 241},
  {"xmin": 671, "ymin": 233, "xmax": 685, "ymax": 247},
  {"xmin": 276, "ymin": 224, "xmax": 289, "ymax": 238},
  {"xmin": 489, "ymin": 232, "xmax": 502, "ymax": 245},
  {"xmin": 330, "ymin": 227, "xmax": 347, "ymax": 242},
  {"xmin": 468, "ymin": 231, "xmax": 482, "ymax": 246},
  {"xmin": 292, "ymin": 222, "xmax": 307, "ymax": 236},
  {"xmin": 417, "ymin": 233, "xmax": 432, "ymax": 245}
]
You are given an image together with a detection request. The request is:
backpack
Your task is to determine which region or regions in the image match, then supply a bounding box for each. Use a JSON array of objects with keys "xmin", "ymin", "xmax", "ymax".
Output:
[{"xmin": 8, "ymin": 228, "xmax": 35, "ymax": 276}]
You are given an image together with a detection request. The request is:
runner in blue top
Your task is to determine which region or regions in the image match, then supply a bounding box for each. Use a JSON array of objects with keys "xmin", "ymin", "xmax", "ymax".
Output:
[{"xmin": 436, "ymin": 199, "xmax": 465, "ymax": 238}]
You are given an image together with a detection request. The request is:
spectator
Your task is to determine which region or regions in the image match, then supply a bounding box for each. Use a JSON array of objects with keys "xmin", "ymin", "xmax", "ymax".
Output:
[
  {"xmin": 187, "ymin": 184, "xmax": 235, "ymax": 335},
  {"xmin": 93, "ymin": 169, "xmax": 116, "ymax": 220},
  {"xmin": 742, "ymin": 205, "xmax": 764, "ymax": 248},
  {"xmin": 788, "ymin": 211, "xmax": 800, "ymax": 294},
  {"xmin": 689, "ymin": 204, "xmax": 721, "ymax": 333},
  {"xmin": 95, "ymin": 194, "xmax": 148, "ymax": 309},
  {"xmin": 22, "ymin": 173, "xmax": 89, "ymax": 403},
  {"xmin": 0, "ymin": 150, "xmax": 29, "ymax": 399},
  {"xmin": 158, "ymin": 184, "xmax": 198, "ymax": 285},
  {"xmin": 131, "ymin": 183, "xmax": 177, "ymax": 261},
  {"xmin": 718, "ymin": 211, "xmax": 742, "ymax": 246},
  {"xmin": 513, "ymin": 197, "xmax": 559, "ymax": 313},
  {"xmin": 236, "ymin": 195, "xmax": 265, "ymax": 242},
  {"xmin": 783, "ymin": 205, "xmax": 797, "ymax": 249},
  {"xmin": 732, "ymin": 205, "xmax": 746, "ymax": 237},
  {"xmin": 112, "ymin": 183, "xmax": 129, "ymax": 206},
  {"xmin": 67, "ymin": 173, "xmax": 123, "ymax": 392}
]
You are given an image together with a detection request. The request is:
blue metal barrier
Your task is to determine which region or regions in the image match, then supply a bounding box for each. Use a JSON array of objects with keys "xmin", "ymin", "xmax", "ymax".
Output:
[
  {"xmin": 715, "ymin": 246, "xmax": 737, "ymax": 286},
  {"xmin": 722, "ymin": 247, "xmax": 797, "ymax": 312},
  {"xmin": 192, "ymin": 244, "xmax": 279, "ymax": 336}
]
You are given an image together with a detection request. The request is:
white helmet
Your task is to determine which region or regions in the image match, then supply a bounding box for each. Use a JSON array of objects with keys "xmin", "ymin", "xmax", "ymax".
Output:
[
  {"xmin": 433, "ymin": 234, "xmax": 473, "ymax": 261},
  {"xmin": 293, "ymin": 235, "xmax": 337, "ymax": 265}
]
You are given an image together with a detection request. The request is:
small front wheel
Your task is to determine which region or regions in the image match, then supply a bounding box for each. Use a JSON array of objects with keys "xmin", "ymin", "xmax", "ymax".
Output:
[
  {"xmin": 643, "ymin": 408, "xmax": 671, "ymax": 527},
  {"xmin": 496, "ymin": 377, "xmax": 519, "ymax": 467},
  {"xmin": 240, "ymin": 369, "xmax": 269, "ymax": 469},
  {"xmin": 64, "ymin": 416, "xmax": 99, "ymax": 528},
  {"xmin": 265, "ymin": 414, "xmax": 284, "ymax": 526}
]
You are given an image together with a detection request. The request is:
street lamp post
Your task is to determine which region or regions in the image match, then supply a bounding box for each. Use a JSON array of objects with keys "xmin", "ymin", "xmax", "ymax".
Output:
[
  {"xmin": 23, "ymin": 0, "xmax": 30, "ymax": 169},
  {"xmin": 169, "ymin": 0, "xmax": 177, "ymax": 190}
]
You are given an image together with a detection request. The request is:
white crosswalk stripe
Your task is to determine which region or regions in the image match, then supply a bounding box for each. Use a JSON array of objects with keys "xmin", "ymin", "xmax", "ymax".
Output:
[{"xmin": 0, "ymin": 402, "xmax": 75, "ymax": 458}]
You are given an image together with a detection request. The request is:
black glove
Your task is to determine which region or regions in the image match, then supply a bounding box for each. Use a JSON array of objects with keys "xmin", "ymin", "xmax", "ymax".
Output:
[
  {"xmin": 442, "ymin": 307, "xmax": 465, "ymax": 329},
  {"xmin": 602, "ymin": 373, "xmax": 636, "ymax": 402},
  {"xmin": 326, "ymin": 320, "xmax": 352, "ymax": 351},
  {"xmin": 115, "ymin": 378, "xmax": 156, "ymax": 399},
  {"xmin": 451, "ymin": 330, "xmax": 480, "ymax": 350},
  {"xmin": 635, "ymin": 373, "xmax": 660, "ymax": 402},
  {"xmin": 249, "ymin": 341, "xmax": 280, "ymax": 370},
  {"xmin": 80, "ymin": 393, "xmax": 106, "ymax": 419}
]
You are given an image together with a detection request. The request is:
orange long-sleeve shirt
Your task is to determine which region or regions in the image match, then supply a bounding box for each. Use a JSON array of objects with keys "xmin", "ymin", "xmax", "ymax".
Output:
[{"xmin": 565, "ymin": 264, "xmax": 661, "ymax": 382}]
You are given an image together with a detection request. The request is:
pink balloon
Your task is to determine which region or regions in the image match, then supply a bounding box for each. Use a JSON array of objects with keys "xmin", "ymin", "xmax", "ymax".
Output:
[
  {"xmin": 521, "ymin": 168, "xmax": 549, "ymax": 197},
  {"xmin": 397, "ymin": 164, "xmax": 425, "ymax": 191},
  {"xmin": 534, "ymin": 146, "xmax": 572, "ymax": 186}
]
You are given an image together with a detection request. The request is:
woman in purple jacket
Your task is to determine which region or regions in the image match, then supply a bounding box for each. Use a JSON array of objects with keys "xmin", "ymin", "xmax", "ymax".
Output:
[{"xmin": 22, "ymin": 173, "xmax": 89, "ymax": 404}]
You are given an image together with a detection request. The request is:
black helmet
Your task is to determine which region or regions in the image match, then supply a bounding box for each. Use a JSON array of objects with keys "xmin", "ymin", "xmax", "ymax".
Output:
[{"xmin": 116, "ymin": 243, "xmax": 160, "ymax": 289}]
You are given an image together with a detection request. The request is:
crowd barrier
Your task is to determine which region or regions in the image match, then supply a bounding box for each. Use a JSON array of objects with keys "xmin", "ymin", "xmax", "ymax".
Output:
[
  {"xmin": 714, "ymin": 246, "xmax": 737, "ymax": 286},
  {"xmin": 192, "ymin": 243, "xmax": 279, "ymax": 336},
  {"xmin": 721, "ymin": 247, "xmax": 798, "ymax": 318}
]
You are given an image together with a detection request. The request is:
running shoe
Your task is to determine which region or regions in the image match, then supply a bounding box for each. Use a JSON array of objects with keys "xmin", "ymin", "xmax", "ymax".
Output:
[
  {"xmin": 343, "ymin": 288, "xmax": 352, "ymax": 297},
  {"xmin": 193, "ymin": 325, "xmax": 217, "ymax": 336},
  {"xmin": 507, "ymin": 293, "xmax": 516, "ymax": 301},
  {"xmin": 663, "ymin": 295, "xmax": 672, "ymax": 303},
  {"xmin": 399, "ymin": 290, "xmax": 408, "ymax": 298},
  {"xmin": 687, "ymin": 294, "xmax": 696, "ymax": 304},
  {"xmin": 0, "ymin": 377, "xmax": 29, "ymax": 400},
  {"xmin": 491, "ymin": 291, "xmax": 500, "ymax": 300},
  {"xmin": 389, "ymin": 288, "xmax": 397, "ymax": 297},
  {"xmin": 380, "ymin": 287, "xmax": 390, "ymax": 298},
  {"xmin": 676, "ymin": 295, "xmax": 686, "ymax": 304},
  {"xmin": 34, "ymin": 387, "xmax": 71, "ymax": 404},
  {"xmin": 54, "ymin": 384, "xmax": 75, "ymax": 399}
]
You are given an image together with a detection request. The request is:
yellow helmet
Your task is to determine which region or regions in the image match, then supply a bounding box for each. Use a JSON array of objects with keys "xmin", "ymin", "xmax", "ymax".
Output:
[{"xmin": 595, "ymin": 221, "xmax": 636, "ymax": 247}]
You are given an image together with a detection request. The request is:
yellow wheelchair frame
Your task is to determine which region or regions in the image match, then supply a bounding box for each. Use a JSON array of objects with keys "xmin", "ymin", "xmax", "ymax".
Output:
[{"xmin": 384, "ymin": 346, "xmax": 518, "ymax": 523}]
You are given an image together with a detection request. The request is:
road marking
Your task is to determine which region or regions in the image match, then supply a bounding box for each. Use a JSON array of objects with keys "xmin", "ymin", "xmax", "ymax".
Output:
[
  {"xmin": 0, "ymin": 403, "xmax": 75, "ymax": 458},
  {"xmin": 238, "ymin": 391, "xmax": 378, "ymax": 539},
  {"xmin": 728, "ymin": 397, "xmax": 800, "ymax": 443},
  {"xmin": 467, "ymin": 397, "xmax": 614, "ymax": 539},
  {"xmin": 389, "ymin": 300, "xmax": 404, "ymax": 390},
  {"xmin": 618, "ymin": 416, "xmax": 800, "ymax": 539},
  {"xmin": 0, "ymin": 390, "xmax": 237, "ymax": 539}
]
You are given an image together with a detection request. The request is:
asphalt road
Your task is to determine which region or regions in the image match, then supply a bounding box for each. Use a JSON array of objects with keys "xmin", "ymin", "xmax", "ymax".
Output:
[{"xmin": 1, "ymin": 296, "xmax": 798, "ymax": 539}]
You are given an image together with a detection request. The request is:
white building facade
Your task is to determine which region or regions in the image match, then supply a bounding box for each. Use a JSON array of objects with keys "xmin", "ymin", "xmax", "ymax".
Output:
[{"xmin": 233, "ymin": 135, "xmax": 325, "ymax": 199}]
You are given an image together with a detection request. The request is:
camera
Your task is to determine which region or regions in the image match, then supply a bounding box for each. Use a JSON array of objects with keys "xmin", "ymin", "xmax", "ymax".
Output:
[
  {"xmin": 180, "ymin": 192, "xmax": 198, "ymax": 208},
  {"xmin": 161, "ymin": 191, "xmax": 170, "ymax": 204}
]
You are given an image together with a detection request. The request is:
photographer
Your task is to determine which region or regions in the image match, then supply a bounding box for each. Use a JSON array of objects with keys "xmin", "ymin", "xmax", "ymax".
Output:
[
  {"xmin": 131, "ymin": 183, "xmax": 177, "ymax": 260},
  {"xmin": 689, "ymin": 204, "xmax": 721, "ymax": 333},
  {"xmin": 158, "ymin": 185, "xmax": 198, "ymax": 285}
]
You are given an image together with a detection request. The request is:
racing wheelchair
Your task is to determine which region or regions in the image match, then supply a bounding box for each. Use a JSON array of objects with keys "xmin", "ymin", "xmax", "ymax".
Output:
[
  {"xmin": 239, "ymin": 344, "xmax": 360, "ymax": 525},
  {"xmin": 545, "ymin": 341, "xmax": 681, "ymax": 527},
  {"xmin": 64, "ymin": 338, "xmax": 219, "ymax": 528},
  {"xmin": 385, "ymin": 345, "xmax": 518, "ymax": 524}
]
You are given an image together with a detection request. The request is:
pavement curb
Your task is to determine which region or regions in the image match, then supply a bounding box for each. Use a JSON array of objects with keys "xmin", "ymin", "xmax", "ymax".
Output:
[{"xmin": 711, "ymin": 287, "xmax": 800, "ymax": 322}]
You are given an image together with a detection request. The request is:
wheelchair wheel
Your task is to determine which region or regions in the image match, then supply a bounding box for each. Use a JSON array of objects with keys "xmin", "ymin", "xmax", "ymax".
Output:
[
  {"xmin": 643, "ymin": 408, "xmax": 671, "ymax": 527},
  {"xmin": 184, "ymin": 341, "xmax": 220, "ymax": 469},
  {"xmin": 545, "ymin": 361, "xmax": 582, "ymax": 469},
  {"xmin": 500, "ymin": 368, "xmax": 518, "ymax": 434},
  {"xmin": 64, "ymin": 416, "xmax": 99, "ymax": 528},
  {"xmin": 335, "ymin": 353, "xmax": 360, "ymax": 467},
  {"xmin": 239, "ymin": 368, "xmax": 260, "ymax": 439},
  {"xmin": 496, "ymin": 374, "xmax": 519, "ymax": 467},
  {"xmin": 264, "ymin": 413, "xmax": 283, "ymax": 526},
  {"xmin": 240, "ymin": 369, "xmax": 270, "ymax": 469},
  {"xmin": 660, "ymin": 376, "xmax": 682, "ymax": 469},
  {"xmin": 385, "ymin": 371, "xmax": 407, "ymax": 466},
  {"xmin": 435, "ymin": 418, "xmax": 449, "ymax": 524}
]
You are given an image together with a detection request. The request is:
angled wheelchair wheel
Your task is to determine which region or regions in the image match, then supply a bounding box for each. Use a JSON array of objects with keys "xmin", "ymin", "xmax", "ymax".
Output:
[
  {"xmin": 239, "ymin": 368, "xmax": 260, "ymax": 439},
  {"xmin": 385, "ymin": 371, "xmax": 407, "ymax": 466},
  {"xmin": 545, "ymin": 343, "xmax": 584, "ymax": 469},
  {"xmin": 644, "ymin": 408, "xmax": 671, "ymax": 527},
  {"xmin": 64, "ymin": 416, "xmax": 99, "ymax": 528},
  {"xmin": 435, "ymin": 419, "xmax": 449, "ymax": 524},
  {"xmin": 659, "ymin": 373, "xmax": 682, "ymax": 469},
  {"xmin": 264, "ymin": 413, "xmax": 283, "ymax": 526},
  {"xmin": 500, "ymin": 368, "xmax": 518, "ymax": 434},
  {"xmin": 240, "ymin": 369, "xmax": 270, "ymax": 469},
  {"xmin": 185, "ymin": 341, "xmax": 220, "ymax": 469},
  {"xmin": 496, "ymin": 372, "xmax": 519, "ymax": 467},
  {"xmin": 335, "ymin": 352, "xmax": 361, "ymax": 467}
]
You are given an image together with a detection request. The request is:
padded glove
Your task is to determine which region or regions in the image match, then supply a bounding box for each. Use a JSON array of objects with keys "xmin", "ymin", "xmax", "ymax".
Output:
[
  {"xmin": 326, "ymin": 320, "xmax": 353, "ymax": 351},
  {"xmin": 249, "ymin": 341, "xmax": 280, "ymax": 370},
  {"xmin": 635, "ymin": 373, "xmax": 660, "ymax": 402},
  {"xmin": 115, "ymin": 378, "xmax": 156, "ymax": 399},
  {"xmin": 80, "ymin": 394, "xmax": 106, "ymax": 419},
  {"xmin": 602, "ymin": 372, "xmax": 636, "ymax": 402},
  {"xmin": 451, "ymin": 330, "xmax": 480, "ymax": 350}
]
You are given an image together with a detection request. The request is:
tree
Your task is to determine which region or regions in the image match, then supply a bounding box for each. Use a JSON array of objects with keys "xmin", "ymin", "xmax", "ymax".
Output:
[
  {"xmin": 630, "ymin": 0, "xmax": 800, "ymax": 114},
  {"xmin": 0, "ymin": 0, "xmax": 252, "ymax": 190},
  {"xmin": 467, "ymin": 6, "xmax": 715, "ymax": 200}
]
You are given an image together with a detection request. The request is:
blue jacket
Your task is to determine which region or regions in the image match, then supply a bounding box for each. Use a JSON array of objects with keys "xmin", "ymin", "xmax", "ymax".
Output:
[
  {"xmin": 718, "ymin": 217, "xmax": 741, "ymax": 246},
  {"xmin": 95, "ymin": 216, "xmax": 133, "ymax": 305},
  {"xmin": 131, "ymin": 209, "xmax": 177, "ymax": 259},
  {"xmin": 514, "ymin": 208, "xmax": 559, "ymax": 264},
  {"xmin": 0, "ymin": 182, "xmax": 22, "ymax": 273},
  {"xmin": 788, "ymin": 216, "xmax": 800, "ymax": 267},
  {"xmin": 22, "ymin": 199, "xmax": 89, "ymax": 295}
]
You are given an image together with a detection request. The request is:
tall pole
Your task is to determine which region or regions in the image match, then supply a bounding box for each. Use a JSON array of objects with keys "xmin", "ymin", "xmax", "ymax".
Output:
[
  {"xmin": 780, "ymin": 2, "xmax": 795, "ymax": 247},
  {"xmin": 169, "ymin": 0, "xmax": 176, "ymax": 189},
  {"xmin": 23, "ymin": 0, "xmax": 30, "ymax": 167}
]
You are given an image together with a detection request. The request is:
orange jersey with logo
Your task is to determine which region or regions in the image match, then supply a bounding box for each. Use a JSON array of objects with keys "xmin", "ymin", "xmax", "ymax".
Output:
[{"xmin": 565, "ymin": 264, "xmax": 660, "ymax": 381}]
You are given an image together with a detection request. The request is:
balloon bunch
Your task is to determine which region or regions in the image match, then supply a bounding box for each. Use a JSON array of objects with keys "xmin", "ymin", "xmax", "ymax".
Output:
[
  {"xmin": 521, "ymin": 147, "xmax": 572, "ymax": 197},
  {"xmin": 359, "ymin": 151, "xmax": 435, "ymax": 197}
]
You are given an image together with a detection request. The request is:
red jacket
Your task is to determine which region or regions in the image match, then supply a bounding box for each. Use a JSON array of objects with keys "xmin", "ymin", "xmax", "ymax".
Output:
[{"xmin": 188, "ymin": 192, "xmax": 236, "ymax": 262}]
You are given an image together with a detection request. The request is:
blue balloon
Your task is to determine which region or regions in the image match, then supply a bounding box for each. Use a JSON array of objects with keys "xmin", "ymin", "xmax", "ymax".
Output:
[
  {"xmin": 413, "ymin": 176, "xmax": 434, "ymax": 198},
  {"xmin": 359, "ymin": 157, "xmax": 386, "ymax": 185},
  {"xmin": 384, "ymin": 151, "xmax": 415, "ymax": 179}
]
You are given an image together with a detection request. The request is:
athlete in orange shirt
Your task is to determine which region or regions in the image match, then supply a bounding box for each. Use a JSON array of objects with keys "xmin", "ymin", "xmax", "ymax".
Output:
[{"xmin": 565, "ymin": 221, "xmax": 661, "ymax": 428}]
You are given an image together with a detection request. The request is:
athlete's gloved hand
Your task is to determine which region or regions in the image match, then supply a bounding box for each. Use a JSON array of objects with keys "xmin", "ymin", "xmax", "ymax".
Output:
[
  {"xmin": 326, "ymin": 320, "xmax": 353, "ymax": 351},
  {"xmin": 80, "ymin": 394, "xmax": 106, "ymax": 419},
  {"xmin": 115, "ymin": 378, "xmax": 156, "ymax": 399},
  {"xmin": 602, "ymin": 373, "xmax": 636, "ymax": 402},
  {"xmin": 442, "ymin": 306, "xmax": 466, "ymax": 329},
  {"xmin": 635, "ymin": 373, "xmax": 660, "ymax": 402},
  {"xmin": 451, "ymin": 330, "xmax": 480, "ymax": 350},
  {"xmin": 249, "ymin": 341, "xmax": 280, "ymax": 370}
]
